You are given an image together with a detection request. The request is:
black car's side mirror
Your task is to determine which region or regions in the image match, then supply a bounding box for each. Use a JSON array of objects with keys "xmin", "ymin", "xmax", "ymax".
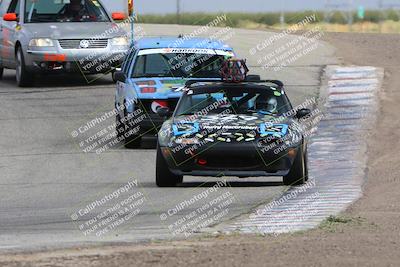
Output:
[
  {"xmin": 113, "ymin": 71, "xmax": 127, "ymax": 83},
  {"xmin": 296, "ymin": 108, "xmax": 311, "ymax": 119},
  {"xmin": 157, "ymin": 107, "xmax": 171, "ymax": 117}
]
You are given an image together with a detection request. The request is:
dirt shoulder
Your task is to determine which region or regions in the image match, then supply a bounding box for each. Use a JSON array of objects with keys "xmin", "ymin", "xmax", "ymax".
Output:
[{"xmin": 1, "ymin": 32, "xmax": 399, "ymax": 267}]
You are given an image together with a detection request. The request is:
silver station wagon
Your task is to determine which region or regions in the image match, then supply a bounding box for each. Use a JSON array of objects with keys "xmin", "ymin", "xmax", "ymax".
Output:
[{"xmin": 0, "ymin": 0, "xmax": 129, "ymax": 86}]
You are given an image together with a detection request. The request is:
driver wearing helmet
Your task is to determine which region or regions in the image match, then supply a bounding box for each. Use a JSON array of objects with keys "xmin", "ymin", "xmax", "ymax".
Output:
[
  {"xmin": 255, "ymin": 95, "xmax": 278, "ymax": 114},
  {"xmin": 61, "ymin": 0, "xmax": 88, "ymax": 21}
]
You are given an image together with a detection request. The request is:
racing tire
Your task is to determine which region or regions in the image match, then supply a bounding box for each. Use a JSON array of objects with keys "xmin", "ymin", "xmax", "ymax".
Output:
[
  {"xmin": 124, "ymin": 134, "xmax": 141, "ymax": 149},
  {"xmin": 111, "ymin": 70, "xmax": 117, "ymax": 83},
  {"xmin": 115, "ymin": 114, "xmax": 124, "ymax": 140},
  {"xmin": 304, "ymin": 147, "xmax": 309, "ymax": 182},
  {"xmin": 283, "ymin": 144, "xmax": 307, "ymax": 186},
  {"xmin": 0, "ymin": 67, "xmax": 4, "ymax": 80},
  {"xmin": 16, "ymin": 47, "xmax": 34, "ymax": 87},
  {"xmin": 118, "ymin": 103, "xmax": 142, "ymax": 149},
  {"xmin": 156, "ymin": 144, "xmax": 183, "ymax": 187}
]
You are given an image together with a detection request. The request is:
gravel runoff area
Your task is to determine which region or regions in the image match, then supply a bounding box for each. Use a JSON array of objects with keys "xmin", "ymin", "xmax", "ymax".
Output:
[{"xmin": 0, "ymin": 32, "xmax": 399, "ymax": 267}]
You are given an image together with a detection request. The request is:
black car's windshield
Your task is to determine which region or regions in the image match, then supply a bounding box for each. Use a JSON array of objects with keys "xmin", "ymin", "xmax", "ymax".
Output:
[
  {"xmin": 175, "ymin": 87, "xmax": 292, "ymax": 117},
  {"xmin": 24, "ymin": 0, "xmax": 110, "ymax": 23},
  {"xmin": 131, "ymin": 52, "xmax": 226, "ymax": 79}
]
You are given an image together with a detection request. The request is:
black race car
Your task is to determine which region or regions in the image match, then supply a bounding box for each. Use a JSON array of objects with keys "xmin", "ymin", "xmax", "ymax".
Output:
[{"xmin": 155, "ymin": 78, "xmax": 311, "ymax": 187}]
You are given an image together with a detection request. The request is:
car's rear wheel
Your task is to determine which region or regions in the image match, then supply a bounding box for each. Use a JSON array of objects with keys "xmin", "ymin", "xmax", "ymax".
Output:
[
  {"xmin": 283, "ymin": 144, "xmax": 307, "ymax": 186},
  {"xmin": 0, "ymin": 67, "xmax": 4, "ymax": 80},
  {"xmin": 111, "ymin": 70, "xmax": 117, "ymax": 83},
  {"xmin": 156, "ymin": 144, "xmax": 183, "ymax": 187},
  {"xmin": 124, "ymin": 134, "xmax": 141, "ymax": 149},
  {"xmin": 16, "ymin": 47, "xmax": 34, "ymax": 87},
  {"xmin": 115, "ymin": 114, "xmax": 124, "ymax": 140},
  {"xmin": 117, "ymin": 108, "xmax": 142, "ymax": 149}
]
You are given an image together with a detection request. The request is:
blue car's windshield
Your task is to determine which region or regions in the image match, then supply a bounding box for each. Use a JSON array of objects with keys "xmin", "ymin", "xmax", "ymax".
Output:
[
  {"xmin": 131, "ymin": 52, "xmax": 225, "ymax": 79},
  {"xmin": 24, "ymin": 0, "xmax": 110, "ymax": 23}
]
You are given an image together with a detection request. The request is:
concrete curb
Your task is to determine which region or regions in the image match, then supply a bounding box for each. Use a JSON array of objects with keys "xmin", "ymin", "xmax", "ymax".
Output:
[{"xmin": 213, "ymin": 65, "xmax": 383, "ymax": 234}]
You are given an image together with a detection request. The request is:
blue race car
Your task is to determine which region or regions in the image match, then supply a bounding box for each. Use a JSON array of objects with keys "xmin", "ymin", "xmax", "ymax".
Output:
[{"xmin": 113, "ymin": 37, "xmax": 235, "ymax": 148}]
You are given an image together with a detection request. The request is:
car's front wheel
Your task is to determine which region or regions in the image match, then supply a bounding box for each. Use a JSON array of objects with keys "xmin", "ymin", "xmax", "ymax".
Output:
[
  {"xmin": 283, "ymin": 144, "xmax": 307, "ymax": 186},
  {"xmin": 304, "ymin": 147, "xmax": 309, "ymax": 182},
  {"xmin": 156, "ymin": 144, "xmax": 183, "ymax": 187},
  {"xmin": 0, "ymin": 67, "xmax": 4, "ymax": 80},
  {"xmin": 16, "ymin": 47, "xmax": 34, "ymax": 87}
]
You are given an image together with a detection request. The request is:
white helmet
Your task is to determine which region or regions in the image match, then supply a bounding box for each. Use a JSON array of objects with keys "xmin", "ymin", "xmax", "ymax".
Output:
[{"xmin": 266, "ymin": 97, "xmax": 278, "ymax": 113}]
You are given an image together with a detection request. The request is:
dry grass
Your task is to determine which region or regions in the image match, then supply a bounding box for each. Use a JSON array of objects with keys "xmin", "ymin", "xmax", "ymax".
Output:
[{"xmin": 268, "ymin": 20, "xmax": 400, "ymax": 33}]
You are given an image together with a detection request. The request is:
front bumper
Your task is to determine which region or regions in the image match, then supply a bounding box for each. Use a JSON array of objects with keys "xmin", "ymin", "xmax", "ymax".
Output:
[
  {"xmin": 160, "ymin": 142, "xmax": 300, "ymax": 177},
  {"xmin": 25, "ymin": 43, "xmax": 128, "ymax": 73}
]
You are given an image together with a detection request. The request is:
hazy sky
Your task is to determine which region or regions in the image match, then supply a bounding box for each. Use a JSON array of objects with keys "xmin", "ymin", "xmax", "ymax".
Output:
[{"xmin": 134, "ymin": 0, "xmax": 386, "ymax": 14}]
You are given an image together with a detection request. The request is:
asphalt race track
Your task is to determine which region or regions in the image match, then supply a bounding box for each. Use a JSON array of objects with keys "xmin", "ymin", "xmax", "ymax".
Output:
[{"xmin": 0, "ymin": 24, "xmax": 338, "ymax": 251}]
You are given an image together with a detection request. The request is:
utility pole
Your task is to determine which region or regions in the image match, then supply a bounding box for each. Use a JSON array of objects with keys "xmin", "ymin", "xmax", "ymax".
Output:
[
  {"xmin": 176, "ymin": 0, "xmax": 181, "ymax": 25},
  {"xmin": 347, "ymin": 0, "xmax": 353, "ymax": 31},
  {"xmin": 280, "ymin": 1, "xmax": 285, "ymax": 29},
  {"xmin": 324, "ymin": 0, "xmax": 353, "ymax": 30},
  {"xmin": 379, "ymin": 0, "xmax": 383, "ymax": 33}
]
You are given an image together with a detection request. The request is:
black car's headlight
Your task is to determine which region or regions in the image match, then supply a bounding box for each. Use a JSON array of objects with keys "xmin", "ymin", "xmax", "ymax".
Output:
[
  {"xmin": 172, "ymin": 122, "xmax": 200, "ymax": 137},
  {"xmin": 174, "ymin": 138, "xmax": 200, "ymax": 145},
  {"xmin": 259, "ymin": 123, "xmax": 289, "ymax": 138}
]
